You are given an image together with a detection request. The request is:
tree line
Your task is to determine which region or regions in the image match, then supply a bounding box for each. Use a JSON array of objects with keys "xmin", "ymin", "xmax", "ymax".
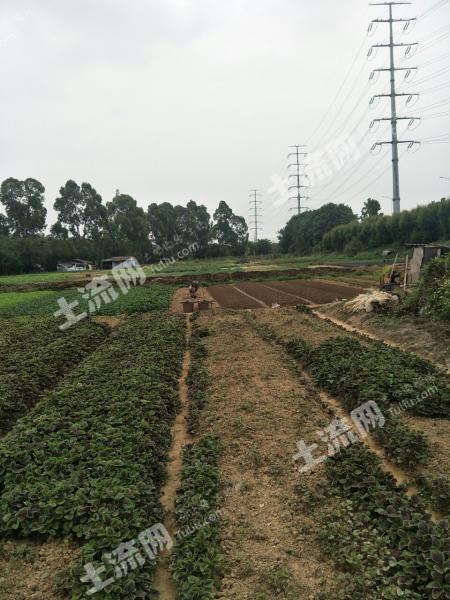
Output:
[
  {"xmin": 278, "ymin": 197, "xmax": 450, "ymax": 255},
  {"xmin": 0, "ymin": 177, "xmax": 271, "ymax": 274},
  {"xmin": 1, "ymin": 175, "xmax": 448, "ymax": 275}
]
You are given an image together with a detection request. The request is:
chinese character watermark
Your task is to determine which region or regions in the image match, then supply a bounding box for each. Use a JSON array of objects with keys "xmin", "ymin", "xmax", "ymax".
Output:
[
  {"xmin": 54, "ymin": 260, "xmax": 146, "ymax": 331},
  {"xmin": 293, "ymin": 400, "xmax": 385, "ymax": 474}
]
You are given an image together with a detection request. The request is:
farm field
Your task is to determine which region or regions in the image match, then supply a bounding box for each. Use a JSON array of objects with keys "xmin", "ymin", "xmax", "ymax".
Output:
[
  {"xmin": 0, "ymin": 252, "xmax": 384, "ymax": 288},
  {"xmin": 0, "ymin": 284, "xmax": 174, "ymax": 320},
  {"xmin": 207, "ymin": 278, "xmax": 366, "ymax": 309},
  {"xmin": 0, "ymin": 282, "xmax": 448, "ymax": 599}
]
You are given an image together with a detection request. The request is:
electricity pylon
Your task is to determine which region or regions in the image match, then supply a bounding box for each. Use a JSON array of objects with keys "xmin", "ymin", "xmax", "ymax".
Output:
[
  {"xmin": 369, "ymin": 1, "xmax": 420, "ymax": 214},
  {"xmin": 288, "ymin": 145, "xmax": 309, "ymax": 215},
  {"xmin": 249, "ymin": 189, "xmax": 262, "ymax": 242}
]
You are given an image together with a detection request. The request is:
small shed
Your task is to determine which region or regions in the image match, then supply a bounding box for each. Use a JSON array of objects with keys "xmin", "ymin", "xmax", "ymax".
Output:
[
  {"xmin": 101, "ymin": 256, "xmax": 140, "ymax": 270},
  {"xmin": 57, "ymin": 259, "xmax": 94, "ymax": 272},
  {"xmin": 407, "ymin": 244, "xmax": 450, "ymax": 284}
]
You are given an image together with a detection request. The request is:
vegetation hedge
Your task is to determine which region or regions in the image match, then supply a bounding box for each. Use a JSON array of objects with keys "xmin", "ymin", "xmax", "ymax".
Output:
[
  {"xmin": 171, "ymin": 436, "xmax": 222, "ymax": 599},
  {"xmin": 186, "ymin": 322, "xmax": 211, "ymax": 434},
  {"xmin": 0, "ymin": 312, "xmax": 185, "ymax": 598},
  {"xmin": 403, "ymin": 255, "xmax": 450, "ymax": 321},
  {"xmin": 321, "ymin": 197, "xmax": 450, "ymax": 253},
  {"xmin": 320, "ymin": 444, "xmax": 450, "ymax": 599},
  {"xmin": 289, "ymin": 336, "xmax": 449, "ymax": 420},
  {"xmin": 0, "ymin": 317, "xmax": 108, "ymax": 433}
]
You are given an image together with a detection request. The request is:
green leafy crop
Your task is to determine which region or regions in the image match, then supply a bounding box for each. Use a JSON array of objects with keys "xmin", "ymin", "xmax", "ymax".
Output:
[
  {"xmin": 0, "ymin": 312, "xmax": 186, "ymax": 598},
  {"xmin": 0, "ymin": 316, "xmax": 108, "ymax": 433}
]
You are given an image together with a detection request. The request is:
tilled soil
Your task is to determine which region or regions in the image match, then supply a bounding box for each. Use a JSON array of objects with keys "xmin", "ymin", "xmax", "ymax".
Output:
[
  {"xmin": 197, "ymin": 311, "xmax": 341, "ymax": 598},
  {"xmin": 208, "ymin": 279, "xmax": 365, "ymax": 309},
  {"xmin": 0, "ymin": 539, "xmax": 79, "ymax": 600}
]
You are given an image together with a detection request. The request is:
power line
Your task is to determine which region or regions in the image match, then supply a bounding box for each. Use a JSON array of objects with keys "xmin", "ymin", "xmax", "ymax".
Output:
[
  {"xmin": 369, "ymin": 1, "xmax": 420, "ymax": 214},
  {"xmin": 418, "ymin": 0, "xmax": 450, "ymax": 19},
  {"xmin": 306, "ymin": 36, "xmax": 368, "ymax": 145},
  {"xmin": 249, "ymin": 189, "xmax": 262, "ymax": 242},
  {"xmin": 287, "ymin": 145, "xmax": 309, "ymax": 215}
]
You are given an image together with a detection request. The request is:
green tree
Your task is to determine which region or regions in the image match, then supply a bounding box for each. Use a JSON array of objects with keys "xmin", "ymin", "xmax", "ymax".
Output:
[
  {"xmin": 148, "ymin": 202, "xmax": 182, "ymax": 253},
  {"xmin": 212, "ymin": 201, "xmax": 248, "ymax": 254},
  {"xmin": 0, "ymin": 178, "xmax": 47, "ymax": 236},
  {"xmin": 54, "ymin": 180, "xmax": 106, "ymax": 239},
  {"xmin": 0, "ymin": 214, "xmax": 9, "ymax": 236},
  {"xmin": 361, "ymin": 198, "xmax": 382, "ymax": 220},
  {"xmin": 106, "ymin": 193, "xmax": 150, "ymax": 258},
  {"xmin": 178, "ymin": 200, "xmax": 210, "ymax": 255},
  {"xmin": 50, "ymin": 221, "xmax": 69, "ymax": 240},
  {"xmin": 249, "ymin": 238, "xmax": 273, "ymax": 255},
  {"xmin": 279, "ymin": 203, "xmax": 356, "ymax": 254},
  {"xmin": 82, "ymin": 183, "xmax": 107, "ymax": 239}
]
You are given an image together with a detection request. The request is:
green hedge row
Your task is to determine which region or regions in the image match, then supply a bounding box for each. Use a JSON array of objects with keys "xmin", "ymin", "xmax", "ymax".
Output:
[
  {"xmin": 0, "ymin": 317, "xmax": 109, "ymax": 433},
  {"xmin": 186, "ymin": 323, "xmax": 211, "ymax": 434},
  {"xmin": 0, "ymin": 312, "xmax": 186, "ymax": 598},
  {"xmin": 286, "ymin": 336, "xmax": 449, "ymax": 420},
  {"xmin": 171, "ymin": 436, "xmax": 222, "ymax": 599},
  {"xmin": 320, "ymin": 444, "xmax": 449, "ymax": 599}
]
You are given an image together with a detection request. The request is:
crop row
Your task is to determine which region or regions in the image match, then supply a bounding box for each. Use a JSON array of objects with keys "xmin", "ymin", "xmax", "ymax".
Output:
[
  {"xmin": 319, "ymin": 443, "xmax": 449, "ymax": 599},
  {"xmin": 246, "ymin": 315, "xmax": 449, "ymax": 511},
  {"xmin": 171, "ymin": 436, "xmax": 222, "ymax": 599},
  {"xmin": 0, "ymin": 312, "xmax": 185, "ymax": 598},
  {"xmin": 288, "ymin": 336, "xmax": 449, "ymax": 420},
  {"xmin": 171, "ymin": 316, "xmax": 222, "ymax": 598},
  {"xmin": 186, "ymin": 322, "xmax": 211, "ymax": 434},
  {"xmin": 0, "ymin": 317, "xmax": 108, "ymax": 433}
]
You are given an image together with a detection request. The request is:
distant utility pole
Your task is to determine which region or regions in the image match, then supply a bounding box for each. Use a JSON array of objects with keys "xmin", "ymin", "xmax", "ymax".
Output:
[
  {"xmin": 249, "ymin": 189, "xmax": 262, "ymax": 242},
  {"xmin": 288, "ymin": 145, "xmax": 309, "ymax": 215},
  {"xmin": 369, "ymin": 2, "xmax": 420, "ymax": 215}
]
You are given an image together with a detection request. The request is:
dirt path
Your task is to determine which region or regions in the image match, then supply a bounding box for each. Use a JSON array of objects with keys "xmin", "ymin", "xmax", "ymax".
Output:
[
  {"xmin": 153, "ymin": 316, "xmax": 192, "ymax": 598},
  {"xmin": 197, "ymin": 312, "xmax": 340, "ymax": 598}
]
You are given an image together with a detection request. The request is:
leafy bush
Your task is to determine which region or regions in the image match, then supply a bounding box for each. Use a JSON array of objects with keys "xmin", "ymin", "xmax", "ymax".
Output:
[
  {"xmin": 170, "ymin": 436, "xmax": 222, "ymax": 599},
  {"xmin": 0, "ymin": 317, "xmax": 108, "ymax": 433},
  {"xmin": 186, "ymin": 323, "xmax": 210, "ymax": 434},
  {"xmin": 0, "ymin": 312, "xmax": 185, "ymax": 598},
  {"xmin": 373, "ymin": 417, "xmax": 430, "ymax": 469},
  {"xmin": 416, "ymin": 475, "xmax": 450, "ymax": 515},
  {"xmin": 415, "ymin": 255, "xmax": 450, "ymax": 320},
  {"xmin": 303, "ymin": 337, "xmax": 449, "ymax": 419},
  {"xmin": 322, "ymin": 443, "xmax": 450, "ymax": 599}
]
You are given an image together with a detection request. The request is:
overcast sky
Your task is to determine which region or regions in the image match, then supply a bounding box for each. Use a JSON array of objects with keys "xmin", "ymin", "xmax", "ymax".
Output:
[{"xmin": 1, "ymin": 0, "xmax": 449, "ymax": 240}]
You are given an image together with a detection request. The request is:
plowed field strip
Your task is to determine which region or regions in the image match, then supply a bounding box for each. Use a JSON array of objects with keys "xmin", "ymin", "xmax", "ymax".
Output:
[
  {"xmin": 230, "ymin": 284, "xmax": 268, "ymax": 307},
  {"xmin": 207, "ymin": 284, "xmax": 260, "ymax": 309},
  {"xmin": 208, "ymin": 280, "xmax": 364, "ymax": 310},
  {"xmin": 234, "ymin": 282, "xmax": 302, "ymax": 306}
]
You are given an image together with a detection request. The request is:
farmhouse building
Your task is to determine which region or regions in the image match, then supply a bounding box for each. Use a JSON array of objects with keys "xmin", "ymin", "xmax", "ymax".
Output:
[
  {"xmin": 101, "ymin": 256, "xmax": 140, "ymax": 270},
  {"xmin": 57, "ymin": 259, "xmax": 95, "ymax": 272},
  {"xmin": 407, "ymin": 244, "xmax": 450, "ymax": 284}
]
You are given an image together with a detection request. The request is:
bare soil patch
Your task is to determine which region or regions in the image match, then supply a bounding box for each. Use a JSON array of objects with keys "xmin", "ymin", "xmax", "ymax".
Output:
[
  {"xmin": 253, "ymin": 307, "xmax": 350, "ymax": 346},
  {"xmin": 0, "ymin": 539, "xmax": 79, "ymax": 600},
  {"xmin": 403, "ymin": 414, "xmax": 450, "ymax": 481},
  {"xmin": 197, "ymin": 311, "xmax": 341, "ymax": 598},
  {"xmin": 208, "ymin": 280, "xmax": 364, "ymax": 310}
]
